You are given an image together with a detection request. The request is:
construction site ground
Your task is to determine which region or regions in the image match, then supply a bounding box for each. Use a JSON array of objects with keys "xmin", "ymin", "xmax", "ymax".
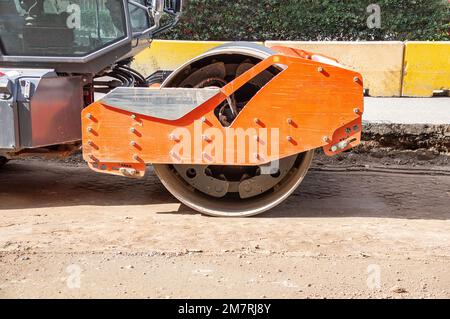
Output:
[{"xmin": 0, "ymin": 147, "xmax": 449, "ymax": 299}]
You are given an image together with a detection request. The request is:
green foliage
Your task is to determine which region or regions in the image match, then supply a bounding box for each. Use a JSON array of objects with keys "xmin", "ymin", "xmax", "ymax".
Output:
[{"xmin": 161, "ymin": 0, "xmax": 449, "ymax": 41}]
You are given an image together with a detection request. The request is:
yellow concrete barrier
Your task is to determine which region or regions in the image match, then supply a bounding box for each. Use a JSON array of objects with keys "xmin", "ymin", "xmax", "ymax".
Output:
[
  {"xmin": 265, "ymin": 41, "xmax": 405, "ymax": 97},
  {"xmin": 132, "ymin": 40, "xmax": 227, "ymax": 77},
  {"xmin": 402, "ymin": 41, "xmax": 450, "ymax": 97}
]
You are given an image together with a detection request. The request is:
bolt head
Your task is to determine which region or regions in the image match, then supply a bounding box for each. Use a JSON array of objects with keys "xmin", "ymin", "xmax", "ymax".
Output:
[
  {"xmin": 130, "ymin": 141, "xmax": 137, "ymax": 147},
  {"xmin": 318, "ymin": 67, "xmax": 324, "ymax": 73},
  {"xmin": 119, "ymin": 167, "xmax": 137, "ymax": 176},
  {"xmin": 331, "ymin": 146, "xmax": 338, "ymax": 152},
  {"xmin": 87, "ymin": 127, "xmax": 93, "ymax": 133},
  {"xmin": 287, "ymin": 118, "xmax": 294, "ymax": 125},
  {"xmin": 133, "ymin": 154, "xmax": 140, "ymax": 161},
  {"xmin": 354, "ymin": 108, "xmax": 360, "ymax": 114},
  {"xmin": 131, "ymin": 114, "xmax": 137, "ymax": 120},
  {"xmin": 338, "ymin": 141, "xmax": 349, "ymax": 149},
  {"xmin": 242, "ymin": 181, "xmax": 252, "ymax": 192},
  {"xmin": 130, "ymin": 128, "xmax": 136, "ymax": 133},
  {"xmin": 353, "ymin": 76, "xmax": 360, "ymax": 83},
  {"xmin": 86, "ymin": 113, "xmax": 93, "ymax": 120},
  {"xmin": 202, "ymin": 152, "xmax": 212, "ymax": 161},
  {"xmin": 202, "ymin": 135, "xmax": 210, "ymax": 142},
  {"xmin": 323, "ymin": 136, "xmax": 330, "ymax": 143},
  {"xmin": 287, "ymin": 136, "xmax": 294, "ymax": 142}
]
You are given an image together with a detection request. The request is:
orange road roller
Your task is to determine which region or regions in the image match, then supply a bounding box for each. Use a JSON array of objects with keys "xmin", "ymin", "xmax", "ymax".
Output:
[
  {"xmin": 0, "ymin": 1, "xmax": 363, "ymax": 217},
  {"xmin": 82, "ymin": 43, "xmax": 363, "ymax": 216}
]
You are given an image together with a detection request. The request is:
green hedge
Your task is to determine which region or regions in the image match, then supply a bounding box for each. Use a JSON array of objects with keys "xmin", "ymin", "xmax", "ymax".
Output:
[{"xmin": 162, "ymin": 0, "xmax": 450, "ymax": 41}]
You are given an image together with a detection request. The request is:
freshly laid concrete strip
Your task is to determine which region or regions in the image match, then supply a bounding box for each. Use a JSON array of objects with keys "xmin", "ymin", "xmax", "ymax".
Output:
[{"xmin": 363, "ymin": 97, "xmax": 450, "ymax": 125}]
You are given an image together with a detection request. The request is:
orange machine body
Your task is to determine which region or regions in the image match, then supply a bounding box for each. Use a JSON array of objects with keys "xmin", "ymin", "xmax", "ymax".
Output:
[{"xmin": 81, "ymin": 47, "xmax": 364, "ymax": 178}]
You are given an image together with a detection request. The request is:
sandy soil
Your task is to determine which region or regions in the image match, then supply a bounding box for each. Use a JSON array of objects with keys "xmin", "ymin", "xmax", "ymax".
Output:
[{"xmin": 0, "ymin": 155, "xmax": 449, "ymax": 299}]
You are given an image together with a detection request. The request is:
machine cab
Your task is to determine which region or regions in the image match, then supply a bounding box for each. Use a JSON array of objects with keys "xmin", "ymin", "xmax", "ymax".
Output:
[{"xmin": 0, "ymin": 0, "xmax": 182, "ymax": 74}]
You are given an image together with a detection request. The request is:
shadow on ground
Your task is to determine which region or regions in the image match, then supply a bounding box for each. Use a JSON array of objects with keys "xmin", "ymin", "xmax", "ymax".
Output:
[{"xmin": 0, "ymin": 161, "xmax": 449, "ymax": 220}]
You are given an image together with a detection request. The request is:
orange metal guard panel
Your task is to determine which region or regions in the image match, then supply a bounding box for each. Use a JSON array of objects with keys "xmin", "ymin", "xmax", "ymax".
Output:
[{"xmin": 82, "ymin": 47, "xmax": 364, "ymax": 178}]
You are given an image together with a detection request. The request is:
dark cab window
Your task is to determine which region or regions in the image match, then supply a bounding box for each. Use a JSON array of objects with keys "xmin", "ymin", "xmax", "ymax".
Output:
[{"xmin": 0, "ymin": 0, "xmax": 127, "ymax": 57}]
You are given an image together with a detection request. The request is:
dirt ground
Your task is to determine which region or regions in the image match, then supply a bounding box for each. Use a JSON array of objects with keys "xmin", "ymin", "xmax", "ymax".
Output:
[{"xmin": 0, "ymin": 152, "xmax": 449, "ymax": 299}]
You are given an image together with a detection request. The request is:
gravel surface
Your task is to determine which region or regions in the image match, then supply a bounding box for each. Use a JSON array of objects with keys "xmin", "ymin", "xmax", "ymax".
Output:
[{"xmin": 0, "ymin": 154, "xmax": 449, "ymax": 299}]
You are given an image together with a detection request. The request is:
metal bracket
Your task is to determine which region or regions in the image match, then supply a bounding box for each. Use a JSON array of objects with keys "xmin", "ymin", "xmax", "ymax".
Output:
[{"xmin": 0, "ymin": 77, "xmax": 13, "ymax": 99}]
